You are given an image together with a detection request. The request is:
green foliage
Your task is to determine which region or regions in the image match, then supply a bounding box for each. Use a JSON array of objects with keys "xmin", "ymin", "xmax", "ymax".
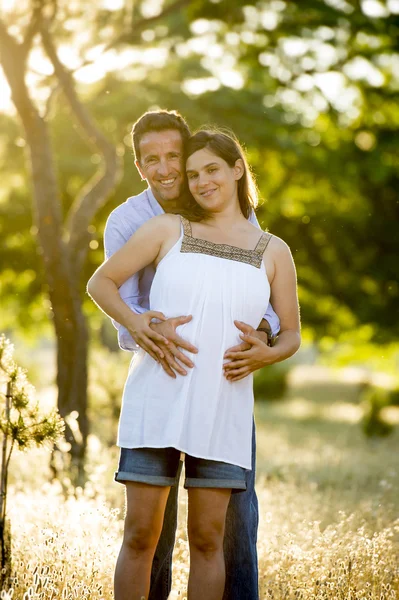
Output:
[
  {"xmin": 88, "ymin": 345, "xmax": 130, "ymax": 446},
  {"xmin": 389, "ymin": 388, "xmax": 399, "ymax": 406},
  {"xmin": 253, "ymin": 362, "xmax": 290, "ymax": 401},
  {"xmin": 360, "ymin": 383, "xmax": 394, "ymax": 438}
]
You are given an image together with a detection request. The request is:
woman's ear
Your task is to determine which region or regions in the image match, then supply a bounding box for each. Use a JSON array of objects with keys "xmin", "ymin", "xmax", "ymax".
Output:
[{"xmin": 233, "ymin": 158, "xmax": 245, "ymax": 180}]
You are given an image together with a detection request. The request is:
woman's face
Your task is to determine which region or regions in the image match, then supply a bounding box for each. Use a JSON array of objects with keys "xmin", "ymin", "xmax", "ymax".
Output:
[{"xmin": 186, "ymin": 147, "xmax": 243, "ymax": 213}]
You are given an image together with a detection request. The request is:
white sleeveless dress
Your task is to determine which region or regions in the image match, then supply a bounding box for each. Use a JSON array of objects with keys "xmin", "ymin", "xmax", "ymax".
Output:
[{"xmin": 118, "ymin": 217, "xmax": 272, "ymax": 469}]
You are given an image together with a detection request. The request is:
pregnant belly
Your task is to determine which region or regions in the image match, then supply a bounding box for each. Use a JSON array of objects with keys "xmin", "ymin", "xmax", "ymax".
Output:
[{"xmin": 166, "ymin": 314, "xmax": 254, "ymax": 358}]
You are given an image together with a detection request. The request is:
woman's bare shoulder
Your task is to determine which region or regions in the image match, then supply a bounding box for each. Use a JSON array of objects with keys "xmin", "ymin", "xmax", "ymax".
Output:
[
  {"xmin": 267, "ymin": 233, "xmax": 290, "ymax": 251},
  {"xmin": 144, "ymin": 213, "xmax": 181, "ymax": 235}
]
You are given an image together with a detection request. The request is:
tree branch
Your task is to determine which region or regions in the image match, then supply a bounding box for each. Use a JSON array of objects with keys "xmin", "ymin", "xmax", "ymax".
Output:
[
  {"xmin": 20, "ymin": 0, "xmax": 44, "ymax": 58},
  {"xmin": 104, "ymin": 0, "xmax": 192, "ymax": 51},
  {"xmin": 0, "ymin": 19, "xmax": 26, "ymax": 100},
  {"xmin": 39, "ymin": 25, "xmax": 122, "ymax": 272},
  {"xmin": 40, "ymin": 0, "xmax": 191, "ymax": 87}
]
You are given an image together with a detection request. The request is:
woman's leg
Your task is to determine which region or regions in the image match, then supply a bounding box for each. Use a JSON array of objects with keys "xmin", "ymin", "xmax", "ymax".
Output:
[
  {"xmin": 114, "ymin": 482, "xmax": 171, "ymax": 600},
  {"xmin": 149, "ymin": 460, "xmax": 184, "ymax": 600},
  {"xmin": 187, "ymin": 488, "xmax": 232, "ymax": 600}
]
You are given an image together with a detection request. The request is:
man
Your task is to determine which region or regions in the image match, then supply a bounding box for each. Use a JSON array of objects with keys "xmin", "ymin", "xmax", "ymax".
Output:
[{"xmin": 104, "ymin": 110, "xmax": 280, "ymax": 599}]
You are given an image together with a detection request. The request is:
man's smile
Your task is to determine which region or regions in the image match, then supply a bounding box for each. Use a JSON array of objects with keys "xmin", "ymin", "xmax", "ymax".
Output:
[{"xmin": 158, "ymin": 177, "xmax": 178, "ymax": 188}]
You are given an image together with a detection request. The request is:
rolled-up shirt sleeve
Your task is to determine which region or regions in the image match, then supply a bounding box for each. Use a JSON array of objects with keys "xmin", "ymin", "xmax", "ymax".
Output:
[
  {"xmin": 103, "ymin": 212, "xmax": 144, "ymax": 351},
  {"xmin": 249, "ymin": 210, "xmax": 280, "ymax": 337}
]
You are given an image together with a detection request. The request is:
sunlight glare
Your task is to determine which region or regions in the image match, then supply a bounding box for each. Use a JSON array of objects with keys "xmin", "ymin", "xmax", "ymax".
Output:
[
  {"xmin": 102, "ymin": 0, "xmax": 124, "ymax": 9},
  {"xmin": 28, "ymin": 48, "xmax": 53, "ymax": 76},
  {"xmin": 260, "ymin": 10, "xmax": 279, "ymax": 30},
  {"xmin": 219, "ymin": 70, "xmax": 244, "ymax": 89},
  {"xmin": 314, "ymin": 71, "xmax": 346, "ymax": 103},
  {"xmin": 182, "ymin": 77, "xmax": 220, "ymax": 96},
  {"xmin": 324, "ymin": 0, "xmax": 354, "ymax": 13},
  {"xmin": 0, "ymin": 70, "xmax": 14, "ymax": 114},
  {"xmin": 361, "ymin": 0, "xmax": 390, "ymax": 17},
  {"xmin": 0, "ymin": 0, "xmax": 19, "ymax": 12},
  {"xmin": 344, "ymin": 56, "xmax": 385, "ymax": 86},
  {"xmin": 74, "ymin": 47, "xmax": 168, "ymax": 84},
  {"xmin": 141, "ymin": 0, "xmax": 163, "ymax": 19},
  {"xmin": 282, "ymin": 38, "xmax": 308, "ymax": 57}
]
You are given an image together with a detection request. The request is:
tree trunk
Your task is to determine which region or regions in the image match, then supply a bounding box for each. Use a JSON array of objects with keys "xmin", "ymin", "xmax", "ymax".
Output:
[
  {"xmin": 55, "ymin": 303, "xmax": 88, "ymax": 485},
  {"xmin": 22, "ymin": 109, "xmax": 89, "ymax": 484}
]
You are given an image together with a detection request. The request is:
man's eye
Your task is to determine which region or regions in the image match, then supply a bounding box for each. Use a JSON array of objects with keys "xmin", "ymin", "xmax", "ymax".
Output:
[
  {"xmin": 188, "ymin": 174, "xmax": 197, "ymax": 180},
  {"xmin": 208, "ymin": 168, "xmax": 217, "ymax": 173}
]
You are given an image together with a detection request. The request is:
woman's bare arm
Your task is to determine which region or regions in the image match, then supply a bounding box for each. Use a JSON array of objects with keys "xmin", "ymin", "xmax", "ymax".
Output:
[
  {"xmin": 266, "ymin": 237, "xmax": 301, "ymax": 362},
  {"xmin": 223, "ymin": 237, "xmax": 301, "ymax": 381},
  {"xmin": 87, "ymin": 214, "xmax": 178, "ymax": 359}
]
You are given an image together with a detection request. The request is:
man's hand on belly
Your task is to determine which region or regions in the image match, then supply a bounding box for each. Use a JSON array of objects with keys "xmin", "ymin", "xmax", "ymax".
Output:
[
  {"xmin": 150, "ymin": 316, "xmax": 198, "ymax": 378},
  {"xmin": 223, "ymin": 320, "xmax": 280, "ymax": 382}
]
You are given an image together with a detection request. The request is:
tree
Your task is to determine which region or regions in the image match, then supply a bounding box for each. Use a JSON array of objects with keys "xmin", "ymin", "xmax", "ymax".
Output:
[{"xmin": 0, "ymin": 0, "xmax": 122, "ymax": 482}]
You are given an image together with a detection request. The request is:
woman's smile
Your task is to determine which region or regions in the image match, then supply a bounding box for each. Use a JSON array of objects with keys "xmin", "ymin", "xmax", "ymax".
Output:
[{"xmin": 200, "ymin": 187, "xmax": 218, "ymax": 198}]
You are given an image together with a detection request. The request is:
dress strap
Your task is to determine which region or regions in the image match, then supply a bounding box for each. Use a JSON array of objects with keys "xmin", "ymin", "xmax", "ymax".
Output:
[
  {"xmin": 254, "ymin": 232, "xmax": 272, "ymax": 255},
  {"xmin": 180, "ymin": 216, "xmax": 192, "ymax": 237}
]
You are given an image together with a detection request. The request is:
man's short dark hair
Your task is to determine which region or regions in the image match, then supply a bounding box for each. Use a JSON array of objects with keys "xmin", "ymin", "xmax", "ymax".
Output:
[{"xmin": 132, "ymin": 110, "xmax": 191, "ymax": 163}]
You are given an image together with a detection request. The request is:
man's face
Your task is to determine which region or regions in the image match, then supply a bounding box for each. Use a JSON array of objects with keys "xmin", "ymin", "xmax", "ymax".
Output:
[{"xmin": 136, "ymin": 129, "xmax": 184, "ymax": 207}]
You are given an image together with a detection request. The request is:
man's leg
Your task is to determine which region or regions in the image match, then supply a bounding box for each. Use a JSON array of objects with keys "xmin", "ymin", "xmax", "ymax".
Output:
[
  {"xmin": 223, "ymin": 421, "xmax": 259, "ymax": 600},
  {"xmin": 149, "ymin": 460, "xmax": 183, "ymax": 600}
]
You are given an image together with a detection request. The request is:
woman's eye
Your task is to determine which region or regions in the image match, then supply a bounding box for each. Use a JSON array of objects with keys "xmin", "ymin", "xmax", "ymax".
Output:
[{"xmin": 188, "ymin": 174, "xmax": 197, "ymax": 180}]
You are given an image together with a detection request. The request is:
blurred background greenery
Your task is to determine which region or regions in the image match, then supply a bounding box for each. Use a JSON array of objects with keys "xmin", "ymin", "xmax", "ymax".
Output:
[{"xmin": 0, "ymin": 0, "xmax": 398, "ymax": 475}]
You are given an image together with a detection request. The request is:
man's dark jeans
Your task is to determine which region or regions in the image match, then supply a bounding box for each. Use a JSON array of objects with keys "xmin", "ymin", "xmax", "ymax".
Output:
[{"xmin": 149, "ymin": 422, "xmax": 259, "ymax": 600}]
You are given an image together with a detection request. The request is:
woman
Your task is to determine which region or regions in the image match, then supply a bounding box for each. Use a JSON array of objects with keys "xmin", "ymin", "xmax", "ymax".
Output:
[{"xmin": 88, "ymin": 130, "xmax": 300, "ymax": 600}]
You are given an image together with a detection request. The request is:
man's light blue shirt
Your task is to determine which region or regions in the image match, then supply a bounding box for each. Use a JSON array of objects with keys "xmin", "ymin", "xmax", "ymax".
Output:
[{"xmin": 103, "ymin": 187, "xmax": 280, "ymax": 351}]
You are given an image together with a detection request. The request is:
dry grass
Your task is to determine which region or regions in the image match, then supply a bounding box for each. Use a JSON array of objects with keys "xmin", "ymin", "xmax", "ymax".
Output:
[{"xmin": 4, "ymin": 371, "xmax": 399, "ymax": 599}]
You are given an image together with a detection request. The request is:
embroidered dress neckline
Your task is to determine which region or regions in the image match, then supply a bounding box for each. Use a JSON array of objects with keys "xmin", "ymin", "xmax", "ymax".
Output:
[{"xmin": 180, "ymin": 216, "xmax": 272, "ymax": 268}]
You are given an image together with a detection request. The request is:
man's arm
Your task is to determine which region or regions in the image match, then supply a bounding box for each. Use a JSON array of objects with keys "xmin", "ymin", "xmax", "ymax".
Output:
[
  {"xmin": 249, "ymin": 210, "xmax": 280, "ymax": 337},
  {"xmin": 103, "ymin": 211, "xmax": 146, "ymax": 350}
]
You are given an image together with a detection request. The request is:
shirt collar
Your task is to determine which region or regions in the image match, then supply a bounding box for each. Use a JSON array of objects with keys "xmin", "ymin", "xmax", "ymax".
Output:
[{"xmin": 146, "ymin": 187, "xmax": 165, "ymax": 216}]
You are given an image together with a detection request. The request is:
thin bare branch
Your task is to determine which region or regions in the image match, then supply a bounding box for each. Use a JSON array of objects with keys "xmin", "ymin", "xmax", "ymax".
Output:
[
  {"xmin": 43, "ymin": 81, "xmax": 61, "ymax": 119},
  {"xmin": 40, "ymin": 27, "xmax": 112, "ymax": 157},
  {"xmin": 39, "ymin": 25, "xmax": 122, "ymax": 267},
  {"xmin": 47, "ymin": 0, "xmax": 191, "ymax": 79},
  {"xmin": 20, "ymin": 0, "xmax": 43, "ymax": 57},
  {"xmin": 0, "ymin": 18, "xmax": 36, "ymax": 123},
  {"xmin": 104, "ymin": 0, "xmax": 192, "ymax": 51}
]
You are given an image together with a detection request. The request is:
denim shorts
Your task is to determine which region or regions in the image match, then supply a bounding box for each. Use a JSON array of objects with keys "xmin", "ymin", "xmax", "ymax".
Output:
[{"xmin": 115, "ymin": 447, "xmax": 247, "ymax": 493}]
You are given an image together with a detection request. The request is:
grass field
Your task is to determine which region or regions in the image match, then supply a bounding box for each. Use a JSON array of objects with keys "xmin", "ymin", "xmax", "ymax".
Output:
[{"xmin": 5, "ymin": 368, "xmax": 399, "ymax": 599}]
